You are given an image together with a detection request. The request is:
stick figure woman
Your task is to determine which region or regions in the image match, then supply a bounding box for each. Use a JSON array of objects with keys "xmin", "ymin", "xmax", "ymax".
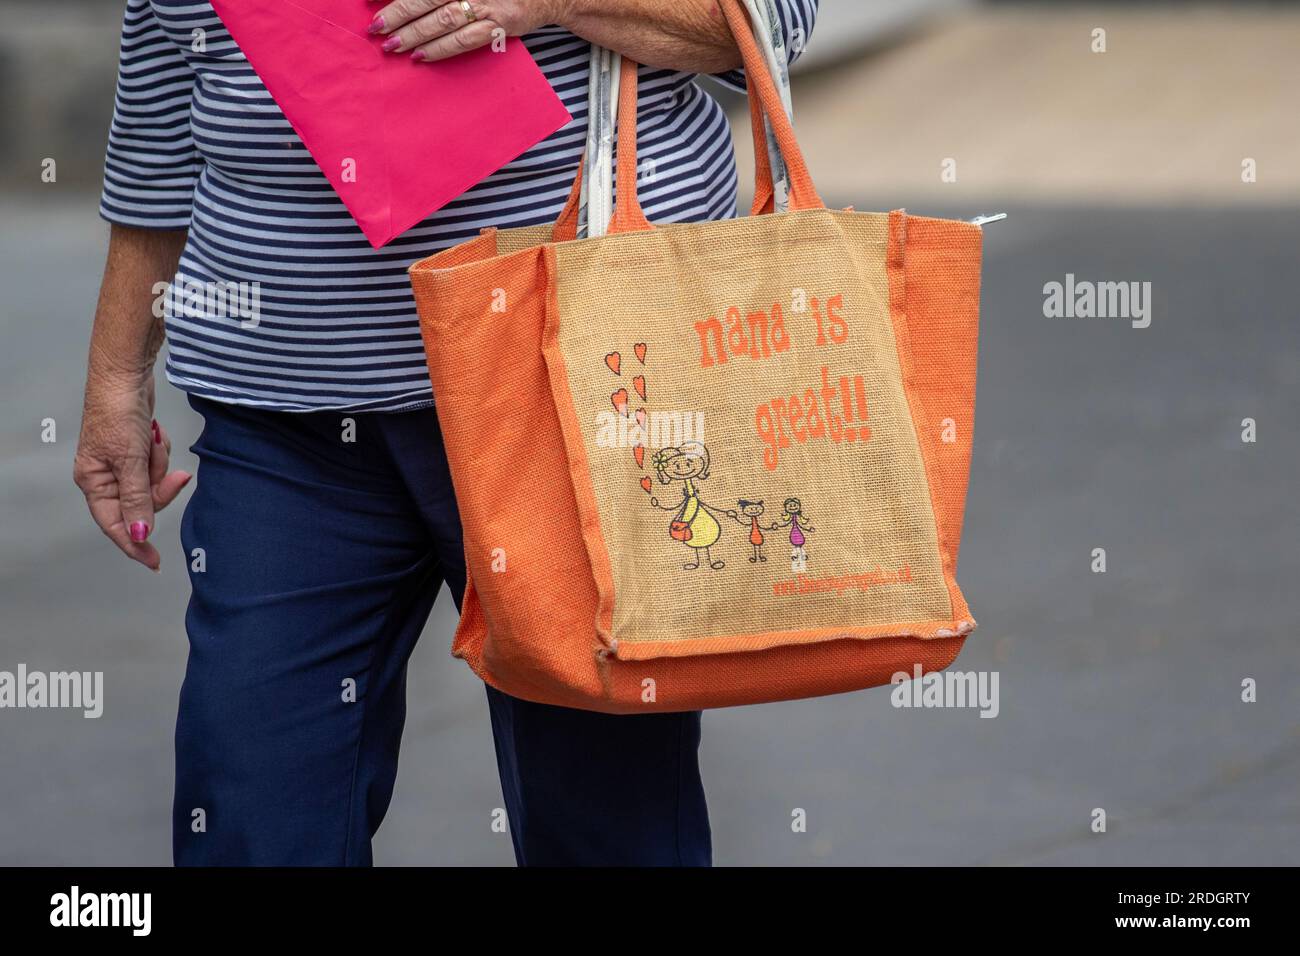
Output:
[{"xmin": 648, "ymin": 441, "xmax": 736, "ymax": 570}]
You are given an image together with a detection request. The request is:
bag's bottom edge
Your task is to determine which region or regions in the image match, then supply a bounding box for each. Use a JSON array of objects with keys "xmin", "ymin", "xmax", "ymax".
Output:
[{"xmin": 607, "ymin": 617, "xmax": 977, "ymax": 662}]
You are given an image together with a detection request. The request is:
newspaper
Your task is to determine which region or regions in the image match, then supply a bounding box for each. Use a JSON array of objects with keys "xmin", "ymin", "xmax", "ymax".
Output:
[
  {"xmin": 744, "ymin": 0, "xmax": 794, "ymax": 212},
  {"xmin": 579, "ymin": 45, "xmax": 620, "ymax": 239}
]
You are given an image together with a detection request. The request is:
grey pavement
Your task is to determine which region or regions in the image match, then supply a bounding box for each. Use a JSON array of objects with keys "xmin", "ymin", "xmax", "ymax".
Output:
[{"xmin": 1, "ymin": 196, "xmax": 1296, "ymax": 865}]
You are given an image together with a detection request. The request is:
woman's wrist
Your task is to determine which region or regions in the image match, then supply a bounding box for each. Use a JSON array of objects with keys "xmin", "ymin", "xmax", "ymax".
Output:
[
  {"xmin": 545, "ymin": 0, "xmax": 740, "ymax": 75},
  {"xmin": 548, "ymin": 0, "xmax": 586, "ymax": 31},
  {"xmin": 85, "ymin": 225, "xmax": 182, "ymax": 387},
  {"xmin": 87, "ymin": 323, "xmax": 162, "ymax": 385}
]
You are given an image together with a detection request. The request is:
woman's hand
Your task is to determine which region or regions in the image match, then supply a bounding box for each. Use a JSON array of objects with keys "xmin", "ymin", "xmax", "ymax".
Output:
[
  {"xmin": 74, "ymin": 371, "xmax": 191, "ymax": 573},
  {"xmin": 369, "ymin": 0, "xmax": 743, "ymax": 75},
  {"xmin": 367, "ymin": 0, "xmax": 563, "ymax": 62}
]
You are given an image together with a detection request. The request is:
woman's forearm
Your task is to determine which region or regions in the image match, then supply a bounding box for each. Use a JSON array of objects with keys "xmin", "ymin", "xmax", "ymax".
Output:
[
  {"xmin": 372, "ymin": 0, "xmax": 743, "ymax": 72},
  {"xmin": 87, "ymin": 225, "xmax": 186, "ymax": 382},
  {"xmin": 75, "ymin": 224, "xmax": 191, "ymax": 570},
  {"xmin": 558, "ymin": 0, "xmax": 741, "ymax": 74}
]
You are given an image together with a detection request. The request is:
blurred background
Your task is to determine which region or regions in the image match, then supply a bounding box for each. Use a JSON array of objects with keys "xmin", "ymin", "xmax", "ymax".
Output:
[{"xmin": 1, "ymin": 0, "xmax": 1297, "ymax": 865}]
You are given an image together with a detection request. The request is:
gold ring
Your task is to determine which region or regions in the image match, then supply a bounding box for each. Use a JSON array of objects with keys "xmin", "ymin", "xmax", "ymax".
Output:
[{"xmin": 458, "ymin": 0, "xmax": 477, "ymax": 22}]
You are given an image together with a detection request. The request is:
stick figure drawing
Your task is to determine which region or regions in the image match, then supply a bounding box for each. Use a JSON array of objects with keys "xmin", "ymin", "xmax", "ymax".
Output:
[
  {"xmin": 731, "ymin": 499, "xmax": 768, "ymax": 563},
  {"xmin": 769, "ymin": 497, "xmax": 816, "ymax": 564},
  {"xmin": 648, "ymin": 441, "xmax": 737, "ymax": 570}
]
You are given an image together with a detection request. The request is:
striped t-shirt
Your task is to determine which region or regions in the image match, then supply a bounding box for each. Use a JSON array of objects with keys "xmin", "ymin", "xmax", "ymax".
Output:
[{"xmin": 100, "ymin": 0, "xmax": 819, "ymax": 412}]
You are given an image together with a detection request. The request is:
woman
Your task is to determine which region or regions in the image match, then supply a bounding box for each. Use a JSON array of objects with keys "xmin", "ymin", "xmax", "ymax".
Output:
[{"xmin": 76, "ymin": 0, "xmax": 818, "ymax": 866}]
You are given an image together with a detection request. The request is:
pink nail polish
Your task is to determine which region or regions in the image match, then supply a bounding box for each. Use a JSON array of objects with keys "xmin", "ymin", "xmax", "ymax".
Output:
[
  {"xmin": 410, "ymin": 50, "xmax": 427, "ymax": 62},
  {"xmin": 130, "ymin": 521, "xmax": 150, "ymax": 543},
  {"xmin": 381, "ymin": 36, "xmax": 401, "ymax": 53},
  {"xmin": 367, "ymin": 15, "xmax": 384, "ymax": 34}
]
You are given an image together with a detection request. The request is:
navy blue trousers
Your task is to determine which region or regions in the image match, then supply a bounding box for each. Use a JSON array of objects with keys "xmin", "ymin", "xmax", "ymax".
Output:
[{"xmin": 174, "ymin": 395, "xmax": 710, "ymax": 866}]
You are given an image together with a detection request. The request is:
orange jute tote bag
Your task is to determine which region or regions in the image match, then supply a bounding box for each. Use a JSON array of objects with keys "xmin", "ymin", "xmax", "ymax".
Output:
[{"xmin": 409, "ymin": 0, "xmax": 983, "ymax": 714}]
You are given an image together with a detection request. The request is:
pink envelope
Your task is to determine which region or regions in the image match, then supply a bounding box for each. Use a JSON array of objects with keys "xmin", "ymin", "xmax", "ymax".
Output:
[{"xmin": 209, "ymin": 0, "xmax": 571, "ymax": 248}]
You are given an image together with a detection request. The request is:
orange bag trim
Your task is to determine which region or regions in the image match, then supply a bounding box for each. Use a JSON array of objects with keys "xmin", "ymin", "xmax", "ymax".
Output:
[
  {"xmin": 887, "ymin": 209, "xmax": 975, "ymax": 633},
  {"xmin": 611, "ymin": 617, "xmax": 976, "ymax": 662},
  {"xmin": 539, "ymin": 244, "xmax": 619, "ymax": 651}
]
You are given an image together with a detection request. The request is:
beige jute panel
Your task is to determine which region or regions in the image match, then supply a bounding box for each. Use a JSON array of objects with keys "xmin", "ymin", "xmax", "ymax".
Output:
[{"xmin": 552, "ymin": 208, "xmax": 953, "ymax": 646}]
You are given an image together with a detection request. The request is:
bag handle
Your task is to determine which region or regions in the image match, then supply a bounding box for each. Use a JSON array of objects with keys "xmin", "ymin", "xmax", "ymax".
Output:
[
  {"xmin": 553, "ymin": 0, "xmax": 823, "ymax": 241},
  {"xmin": 723, "ymin": 0, "xmax": 823, "ymax": 212},
  {"xmin": 742, "ymin": 0, "xmax": 797, "ymax": 216},
  {"xmin": 552, "ymin": 47, "xmax": 621, "ymax": 242},
  {"xmin": 552, "ymin": 163, "xmax": 585, "ymax": 242},
  {"xmin": 608, "ymin": 56, "xmax": 654, "ymax": 234},
  {"xmin": 552, "ymin": 55, "xmax": 650, "ymax": 237},
  {"xmin": 747, "ymin": 75, "xmax": 779, "ymax": 216},
  {"xmin": 609, "ymin": 0, "xmax": 823, "ymax": 234}
]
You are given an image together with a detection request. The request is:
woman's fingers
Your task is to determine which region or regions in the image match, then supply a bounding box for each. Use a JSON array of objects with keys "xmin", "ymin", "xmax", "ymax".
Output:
[
  {"xmin": 113, "ymin": 453, "xmax": 157, "ymax": 549},
  {"xmin": 371, "ymin": 0, "xmax": 464, "ymax": 46},
  {"xmin": 153, "ymin": 470, "xmax": 192, "ymax": 513},
  {"xmin": 148, "ymin": 419, "xmax": 168, "ymax": 487},
  {"xmin": 368, "ymin": 0, "xmax": 451, "ymax": 30},
  {"xmin": 79, "ymin": 465, "xmax": 162, "ymax": 571},
  {"xmin": 409, "ymin": 19, "xmax": 496, "ymax": 61},
  {"xmin": 369, "ymin": 0, "xmax": 496, "ymax": 59},
  {"xmin": 146, "ymin": 418, "xmax": 191, "ymax": 512},
  {"xmin": 74, "ymin": 437, "xmax": 189, "ymax": 573}
]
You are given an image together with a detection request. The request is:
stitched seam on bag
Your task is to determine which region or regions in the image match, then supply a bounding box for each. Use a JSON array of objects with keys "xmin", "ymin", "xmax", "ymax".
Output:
[
  {"xmin": 612, "ymin": 619, "xmax": 972, "ymax": 660},
  {"xmin": 888, "ymin": 210, "xmax": 960, "ymax": 627},
  {"xmin": 540, "ymin": 245, "xmax": 619, "ymax": 654}
]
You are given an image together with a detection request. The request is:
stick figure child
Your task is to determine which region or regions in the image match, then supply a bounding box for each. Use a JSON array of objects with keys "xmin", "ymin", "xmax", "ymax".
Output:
[
  {"xmin": 732, "ymin": 499, "xmax": 768, "ymax": 563},
  {"xmin": 769, "ymin": 497, "xmax": 815, "ymax": 565}
]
